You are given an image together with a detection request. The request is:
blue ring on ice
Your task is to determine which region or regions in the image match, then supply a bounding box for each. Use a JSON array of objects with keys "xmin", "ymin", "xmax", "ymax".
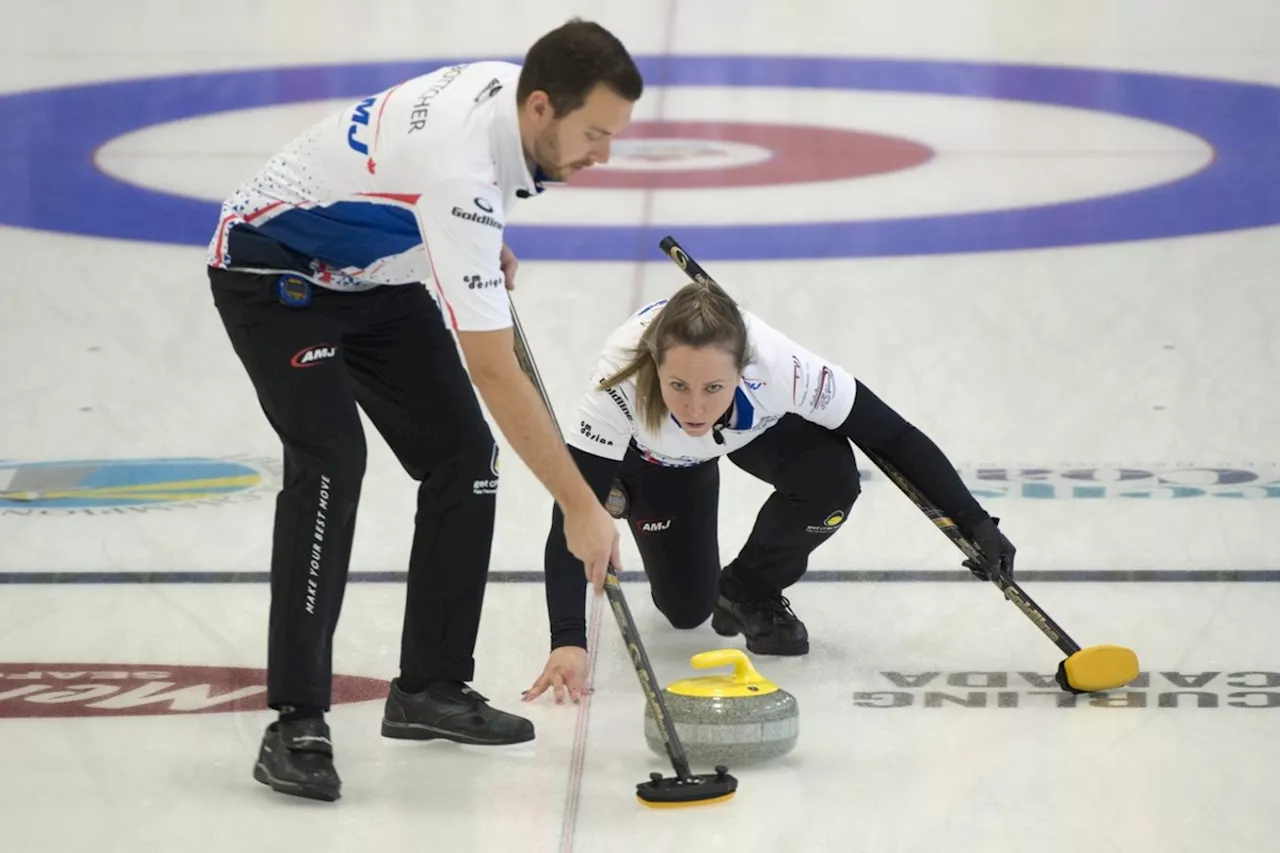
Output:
[{"xmin": 0, "ymin": 56, "xmax": 1276, "ymax": 260}]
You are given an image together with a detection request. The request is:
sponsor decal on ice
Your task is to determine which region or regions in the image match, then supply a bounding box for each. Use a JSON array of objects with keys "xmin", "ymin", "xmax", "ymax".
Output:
[
  {"xmin": 0, "ymin": 664, "xmax": 386, "ymax": 718},
  {"xmin": 852, "ymin": 669, "xmax": 1280, "ymax": 710}
]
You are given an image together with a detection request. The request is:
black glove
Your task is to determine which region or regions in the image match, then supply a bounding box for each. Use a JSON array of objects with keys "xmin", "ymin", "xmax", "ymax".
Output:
[{"xmin": 963, "ymin": 515, "xmax": 1015, "ymax": 582}]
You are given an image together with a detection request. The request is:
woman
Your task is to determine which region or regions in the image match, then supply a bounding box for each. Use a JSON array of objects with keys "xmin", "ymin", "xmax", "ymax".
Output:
[{"xmin": 522, "ymin": 279, "xmax": 1014, "ymax": 704}]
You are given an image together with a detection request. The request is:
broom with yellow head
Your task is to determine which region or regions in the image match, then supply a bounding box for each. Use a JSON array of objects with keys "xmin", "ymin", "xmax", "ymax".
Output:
[{"xmin": 656, "ymin": 234, "xmax": 1139, "ymax": 695}]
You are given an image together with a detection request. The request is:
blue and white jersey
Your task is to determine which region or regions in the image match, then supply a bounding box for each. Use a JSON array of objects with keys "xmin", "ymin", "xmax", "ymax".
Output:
[
  {"xmin": 565, "ymin": 300, "xmax": 860, "ymax": 466},
  {"xmin": 207, "ymin": 61, "xmax": 542, "ymax": 332}
]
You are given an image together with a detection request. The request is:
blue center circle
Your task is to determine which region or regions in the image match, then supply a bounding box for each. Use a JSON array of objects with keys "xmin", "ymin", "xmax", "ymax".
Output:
[{"xmin": 2, "ymin": 56, "xmax": 1278, "ymax": 261}]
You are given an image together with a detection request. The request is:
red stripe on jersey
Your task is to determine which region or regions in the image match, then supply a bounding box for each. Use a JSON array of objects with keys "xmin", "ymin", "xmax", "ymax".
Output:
[
  {"xmin": 416, "ymin": 224, "xmax": 458, "ymax": 330},
  {"xmin": 212, "ymin": 200, "xmax": 288, "ymax": 265},
  {"xmin": 373, "ymin": 83, "xmax": 401, "ymax": 149},
  {"xmin": 245, "ymin": 200, "xmax": 286, "ymax": 222},
  {"xmin": 358, "ymin": 192, "xmax": 422, "ymax": 205},
  {"xmin": 212, "ymin": 213, "xmax": 236, "ymax": 264}
]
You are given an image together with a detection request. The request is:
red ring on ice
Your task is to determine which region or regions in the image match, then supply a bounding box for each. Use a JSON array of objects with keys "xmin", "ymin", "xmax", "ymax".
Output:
[{"xmin": 568, "ymin": 120, "xmax": 934, "ymax": 189}]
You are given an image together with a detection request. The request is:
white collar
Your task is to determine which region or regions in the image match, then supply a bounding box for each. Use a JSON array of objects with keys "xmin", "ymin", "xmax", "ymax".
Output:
[{"xmin": 491, "ymin": 82, "xmax": 548, "ymax": 200}]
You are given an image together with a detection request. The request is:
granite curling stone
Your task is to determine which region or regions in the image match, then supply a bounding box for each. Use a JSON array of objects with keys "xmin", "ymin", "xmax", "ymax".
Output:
[{"xmin": 643, "ymin": 649, "xmax": 798, "ymax": 766}]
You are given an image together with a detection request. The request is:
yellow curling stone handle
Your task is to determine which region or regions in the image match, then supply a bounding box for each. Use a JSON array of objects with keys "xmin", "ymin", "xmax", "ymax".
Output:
[{"xmin": 666, "ymin": 649, "xmax": 780, "ymax": 698}]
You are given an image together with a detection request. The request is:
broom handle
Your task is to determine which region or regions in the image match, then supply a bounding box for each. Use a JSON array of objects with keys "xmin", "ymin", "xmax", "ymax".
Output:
[
  {"xmin": 508, "ymin": 295, "xmax": 697, "ymax": 780},
  {"xmin": 655, "ymin": 235, "xmax": 1084, "ymax": 659},
  {"xmin": 857, "ymin": 445, "xmax": 1083, "ymax": 656}
]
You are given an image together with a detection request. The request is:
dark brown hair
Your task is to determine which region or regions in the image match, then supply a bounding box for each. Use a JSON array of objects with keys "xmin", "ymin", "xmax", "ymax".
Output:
[
  {"xmin": 517, "ymin": 18, "xmax": 644, "ymax": 116},
  {"xmin": 598, "ymin": 280, "xmax": 752, "ymax": 433}
]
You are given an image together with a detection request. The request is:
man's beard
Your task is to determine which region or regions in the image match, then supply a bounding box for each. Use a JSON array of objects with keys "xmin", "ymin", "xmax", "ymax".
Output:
[{"xmin": 535, "ymin": 129, "xmax": 592, "ymax": 182}]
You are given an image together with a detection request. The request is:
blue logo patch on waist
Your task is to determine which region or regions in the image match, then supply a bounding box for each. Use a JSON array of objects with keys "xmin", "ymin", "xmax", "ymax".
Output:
[{"xmin": 276, "ymin": 274, "xmax": 312, "ymax": 307}]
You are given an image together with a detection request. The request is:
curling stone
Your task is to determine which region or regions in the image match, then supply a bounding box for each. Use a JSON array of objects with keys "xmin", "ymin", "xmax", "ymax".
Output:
[{"xmin": 643, "ymin": 649, "xmax": 798, "ymax": 766}]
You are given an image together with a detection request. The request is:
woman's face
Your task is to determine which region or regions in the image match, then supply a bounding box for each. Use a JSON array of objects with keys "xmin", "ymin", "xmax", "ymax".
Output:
[{"xmin": 656, "ymin": 344, "xmax": 741, "ymax": 437}]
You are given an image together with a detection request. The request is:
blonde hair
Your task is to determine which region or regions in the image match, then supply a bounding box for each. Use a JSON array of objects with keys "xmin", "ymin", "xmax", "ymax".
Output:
[{"xmin": 598, "ymin": 279, "xmax": 752, "ymax": 433}]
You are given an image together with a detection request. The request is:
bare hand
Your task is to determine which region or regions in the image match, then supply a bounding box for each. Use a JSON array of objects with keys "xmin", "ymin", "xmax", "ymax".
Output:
[
  {"xmin": 501, "ymin": 243, "xmax": 519, "ymax": 290},
  {"xmin": 522, "ymin": 646, "xmax": 591, "ymax": 704},
  {"xmin": 562, "ymin": 501, "xmax": 621, "ymax": 595}
]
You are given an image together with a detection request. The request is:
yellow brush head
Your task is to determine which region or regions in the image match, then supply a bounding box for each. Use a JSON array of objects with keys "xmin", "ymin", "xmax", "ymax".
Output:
[{"xmin": 1061, "ymin": 644, "xmax": 1140, "ymax": 692}]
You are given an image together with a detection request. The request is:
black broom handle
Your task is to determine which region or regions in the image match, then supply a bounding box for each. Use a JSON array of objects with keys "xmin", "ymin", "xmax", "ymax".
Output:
[
  {"xmin": 508, "ymin": 295, "xmax": 698, "ymax": 780},
  {"xmin": 655, "ymin": 236, "xmax": 1083, "ymax": 658}
]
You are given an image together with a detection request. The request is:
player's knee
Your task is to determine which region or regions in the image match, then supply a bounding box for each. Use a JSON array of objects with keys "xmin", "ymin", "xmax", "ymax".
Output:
[
  {"xmin": 663, "ymin": 605, "xmax": 714, "ymax": 630},
  {"xmin": 798, "ymin": 445, "xmax": 861, "ymax": 508},
  {"xmin": 461, "ymin": 432, "xmax": 500, "ymax": 495},
  {"xmin": 311, "ymin": 439, "xmax": 369, "ymax": 489},
  {"xmin": 828, "ymin": 450, "xmax": 861, "ymax": 506},
  {"xmin": 455, "ymin": 423, "xmax": 497, "ymax": 468},
  {"xmin": 406, "ymin": 423, "xmax": 498, "ymax": 490},
  {"xmin": 283, "ymin": 440, "xmax": 367, "ymax": 527},
  {"xmin": 653, "ymin": 587, "xmax": 717, "ymax": 630},
  {"xmin": 785, "ymin": 449, "xmax": 858, "ymax": 538}
]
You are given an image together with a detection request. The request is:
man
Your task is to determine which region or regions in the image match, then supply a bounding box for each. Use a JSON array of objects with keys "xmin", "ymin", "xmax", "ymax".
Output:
[{"xmin": 207, "ymin": 19, "xmax": 643, "ymax": 802}]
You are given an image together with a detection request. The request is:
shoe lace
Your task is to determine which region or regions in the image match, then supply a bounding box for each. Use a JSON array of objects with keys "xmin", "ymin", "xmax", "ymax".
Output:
[{"xmin": 758, "ymin": 595, "xmax": 797, "ymax": 624}]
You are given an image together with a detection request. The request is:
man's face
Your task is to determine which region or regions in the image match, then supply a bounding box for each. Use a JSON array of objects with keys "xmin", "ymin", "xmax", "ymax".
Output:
[{"xmin": 525, "ymin": 83, "xmax": 635, "ymax": 181}]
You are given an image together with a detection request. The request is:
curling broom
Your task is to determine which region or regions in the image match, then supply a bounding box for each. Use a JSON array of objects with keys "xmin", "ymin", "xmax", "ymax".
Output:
[
  {"xmin": 508, "ymin": 293, "xmax": 738, "ymax": 806},
  {"xmin": 655, "ymin": 234, "xmax": 1139, "ymax": 694}
]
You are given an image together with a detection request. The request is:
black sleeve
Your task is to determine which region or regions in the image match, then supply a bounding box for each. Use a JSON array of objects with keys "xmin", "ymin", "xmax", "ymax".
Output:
[
  {"xmin": 834, "ymin": 380, "xmax": 989, "ymax": 534},
  {"xmin": 544, "ymin": 445, "xmax": 624, "ymax": 651}
]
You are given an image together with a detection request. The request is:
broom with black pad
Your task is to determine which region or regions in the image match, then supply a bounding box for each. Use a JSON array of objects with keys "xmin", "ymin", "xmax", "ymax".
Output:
[{"xmin": 508, "ymin": 294, "xmax": 737, "ymax": 808}]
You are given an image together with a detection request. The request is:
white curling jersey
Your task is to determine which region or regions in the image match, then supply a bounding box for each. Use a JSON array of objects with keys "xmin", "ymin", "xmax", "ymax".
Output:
[
  {"xmin": 207, "ymin": 61, "xmax": 543, "ymax": 332},
  {"xmin": 565, "ymin": 299, "xmax": 860, "ymax": 466}
]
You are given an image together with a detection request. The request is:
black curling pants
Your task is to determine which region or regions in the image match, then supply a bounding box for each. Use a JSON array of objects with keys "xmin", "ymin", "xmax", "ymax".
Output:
[
  {"xmin": 209, "ymin": 267, "xmax": 499, "ymax": 710},
  {"xmin": 618, "ymin": 414, "xmax": 861, "ymax": 629}
]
